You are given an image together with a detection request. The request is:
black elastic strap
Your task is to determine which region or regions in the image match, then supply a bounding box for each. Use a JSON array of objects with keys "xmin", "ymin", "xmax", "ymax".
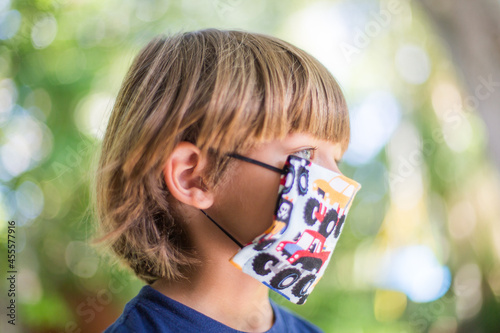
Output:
[
  {"xmin": 200, "ymin": 210, "xmax": 244, "ymax": 248},
  {"xmin": 228, "ymin": 153, "xmax": 283, "ymax": 174}
]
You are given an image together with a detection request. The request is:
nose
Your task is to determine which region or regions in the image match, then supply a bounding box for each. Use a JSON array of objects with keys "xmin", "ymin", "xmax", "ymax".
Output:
[
  {"xmin": 317, "ymin": 156, "xmax": 342, "ymax": 175},
  {"xmin": 315, "ymin": 142, "xmax": 343, "ymax": 174}
]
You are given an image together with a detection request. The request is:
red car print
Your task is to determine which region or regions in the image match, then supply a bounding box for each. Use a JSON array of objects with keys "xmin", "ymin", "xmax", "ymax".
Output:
[{"xmin": 276, "ymin": 229, "xmax": 331, "ymax": 273}]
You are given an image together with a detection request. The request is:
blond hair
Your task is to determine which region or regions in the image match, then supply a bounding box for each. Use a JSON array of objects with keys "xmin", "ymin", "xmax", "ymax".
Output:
[{"xmin": 95, "ymin": 29, "xmax": 350, "ymax": 283}]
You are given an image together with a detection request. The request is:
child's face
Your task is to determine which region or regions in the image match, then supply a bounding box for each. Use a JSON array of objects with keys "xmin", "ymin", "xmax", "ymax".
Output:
[{"xmin": 208, "ymin": 133, "xmax": 344, "ymax": 245}]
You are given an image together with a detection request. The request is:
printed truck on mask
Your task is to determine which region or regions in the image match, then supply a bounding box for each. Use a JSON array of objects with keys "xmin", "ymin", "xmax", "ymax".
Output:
[
  {"xmin": 302, "ymin": 176, "xmax": 357, "ymax": 238},
  {"xmin": 275, "ymin": 229, "xmax": 330, "ymax": 272},
  {"xmin": 252, "ymin": 229, "xmax": 330, "ymax": 276},
  {"xmin": 250, "ymin": 229, "xmax": 330, "ymax": 304},
  {"xmin": 313, "ymin": 176, "xmax": 357, "ymax": 207},
  {"xmin": 281, "ymin": 157, "xmax": 310, "ymax": 196}
]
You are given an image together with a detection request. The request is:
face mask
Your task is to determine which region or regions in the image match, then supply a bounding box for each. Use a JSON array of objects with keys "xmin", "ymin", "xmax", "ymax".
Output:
[{"xmin": 201, "ymin": 154, "xmax": 361, "ymax": 304}]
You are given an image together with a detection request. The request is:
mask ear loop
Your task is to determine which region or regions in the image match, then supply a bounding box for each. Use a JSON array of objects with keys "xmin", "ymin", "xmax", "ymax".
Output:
[
  {"xmin": 200, "ymin": 210, "xmax": 244, "ymax": 249},
  {"xmin": 200, "ymin": 154, "xmax": 283, "ymax": 249}
]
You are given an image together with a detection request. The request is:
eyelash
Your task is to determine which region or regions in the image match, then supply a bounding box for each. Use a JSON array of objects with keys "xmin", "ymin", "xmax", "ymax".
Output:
[
  {"xmin": 293, "ymin": 147, "xmax": 343, "ymax": 166},
  {"xmin": 293, "ymin": 147, "xmax": 318, "ymax": 160}
]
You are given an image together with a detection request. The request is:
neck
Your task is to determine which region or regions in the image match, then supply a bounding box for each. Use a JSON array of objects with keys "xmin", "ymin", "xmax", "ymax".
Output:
[{"xmin": 151, "ymin": 220, "xmax": 274, "ymax": 332}]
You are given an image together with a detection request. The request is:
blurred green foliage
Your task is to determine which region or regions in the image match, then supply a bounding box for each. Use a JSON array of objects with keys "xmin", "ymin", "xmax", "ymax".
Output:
[{"xmin": 1, "ymin": 0, "xmax": 499, "ymax": 332}]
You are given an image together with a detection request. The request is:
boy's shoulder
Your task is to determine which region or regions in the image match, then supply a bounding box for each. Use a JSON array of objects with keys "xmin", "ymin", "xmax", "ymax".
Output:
[
  {"xmin": 104, "ymin": 285, "xmax": 210, "ymax": 333},
  {"xmin": 104, "ymin": 285, "xmax": 323, "ymax": 333}
]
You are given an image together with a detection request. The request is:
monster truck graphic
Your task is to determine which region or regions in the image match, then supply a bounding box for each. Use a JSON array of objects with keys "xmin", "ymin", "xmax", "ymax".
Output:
[
  {"xmin": 281, "ymin": 157, "xmax": 310, "ymax": 196},
  {"xmin": 251, "ymin": 229, "xmax": 329, "ymax": 303},
  {"xmin": 253, "ymin": 156, "xmax": 311, "ymax": 251},
  {"xmin": 303, "ymin": 176, "xmax": 357, "ymax": 237},
  {"xmin": 275, "ymin": 229, "xmax": 330, "ymax": 272},
  {"xmin": 312, "ymin": 176, "xmax": 357, "ymax": 207}
]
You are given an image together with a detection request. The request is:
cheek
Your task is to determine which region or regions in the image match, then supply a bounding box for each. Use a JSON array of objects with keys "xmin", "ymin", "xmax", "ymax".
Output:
[
  {"xmin": 214, "ymin": 167, "xmax": 281, "ymax": 243},
  {"xmin": 243, "ymin": 176, "xmax": 281, "ymax": 238}
]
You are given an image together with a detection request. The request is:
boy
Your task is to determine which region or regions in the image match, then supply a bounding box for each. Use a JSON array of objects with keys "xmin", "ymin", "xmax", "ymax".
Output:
[{"xmin": 96, "ymin": 29, "xmax": 359, "ymax": 332}]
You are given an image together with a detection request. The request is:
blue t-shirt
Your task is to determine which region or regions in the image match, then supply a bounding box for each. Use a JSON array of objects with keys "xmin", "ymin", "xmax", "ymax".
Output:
[{"xmin": 105, "ymin": 285, "xmax": 323, "ymax": 333}]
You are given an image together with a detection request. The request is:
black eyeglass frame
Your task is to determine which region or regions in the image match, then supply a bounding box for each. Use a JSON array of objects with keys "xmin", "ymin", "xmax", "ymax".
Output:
[{"xmin": 227, "ymin": 153, "xmax": 283, "ymax": 174}]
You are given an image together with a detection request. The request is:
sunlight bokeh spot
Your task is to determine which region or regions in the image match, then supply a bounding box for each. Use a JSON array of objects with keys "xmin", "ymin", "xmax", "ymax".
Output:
[
  {"xmin": 0, "ymin": 10, "xmax": 21, "ymax": 40},
  {"xmin": 377, "ymin": 245, "xmax": 451, "ymax": 303},
  {"xmin": 395, "ymin": 44, "xmax": 430, "ymax": 85},
  {"xmin": 31, "ymin": 14, "xmax": 58, "ymax": 49},
  {"xmin": 65, "ymin": 241, "xmax": 100, "ymax": 279},
  {"xmin": 345, "ymin": 91, "xmax": 401, "ymax": 165},
  {"xmin": 15, "ymin": 180, "xmax": 44, "ymax": 221}
]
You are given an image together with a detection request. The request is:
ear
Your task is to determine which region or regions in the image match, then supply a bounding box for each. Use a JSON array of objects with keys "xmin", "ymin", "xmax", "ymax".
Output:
[{"xmin": 163, "ymin": 142, "xmax": 214, "ymax": 209}]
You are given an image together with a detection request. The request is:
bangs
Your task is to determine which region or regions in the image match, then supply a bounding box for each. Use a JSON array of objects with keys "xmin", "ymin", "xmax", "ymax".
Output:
[{"xmin": 193, "ymin": 30, "xmax": 350, "ymax": 155}]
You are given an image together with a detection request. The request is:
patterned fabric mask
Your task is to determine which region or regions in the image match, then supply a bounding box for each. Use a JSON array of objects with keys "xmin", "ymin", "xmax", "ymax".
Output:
[{"xmin": 202, "ymin": 154, "xmax": 361, "ymax": 304}]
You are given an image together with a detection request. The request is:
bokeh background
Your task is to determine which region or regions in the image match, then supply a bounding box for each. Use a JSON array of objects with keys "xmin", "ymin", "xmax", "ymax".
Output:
[{"xmin": 1, "ymin": 0, "xmax": 500, "ymax": 332}]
